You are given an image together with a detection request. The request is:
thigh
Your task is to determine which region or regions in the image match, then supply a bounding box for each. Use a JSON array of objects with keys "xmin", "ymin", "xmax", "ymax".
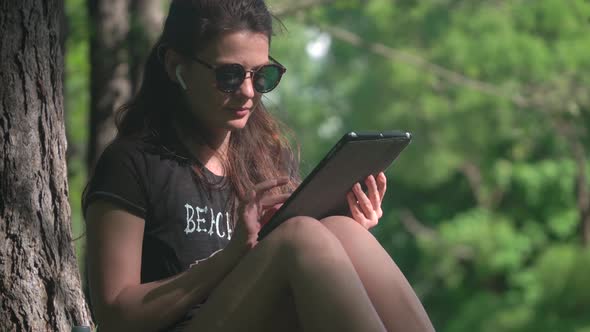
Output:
[
  {"xmin": 320, "ymin": 216, "xmax": 434, "ymax": 332},
  {"xmin": 319, "ymin": 216, "xmax": 403, "ymax": 289},
  {"xmin": 182, "ymin": 219, "xmax": 311, "ymax": 332}
]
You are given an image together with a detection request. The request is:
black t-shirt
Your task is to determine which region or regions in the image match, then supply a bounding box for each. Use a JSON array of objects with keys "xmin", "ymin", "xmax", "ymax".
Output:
[
  {"xmin": 83, "ymin": 137, "xmax": 235, "ymax": 283},
  {"xmin": 83, "ymin": 133, "xmax": 298, "ymax": 330},
  {"xmin": 83, "ymin": 135, "xmax": 238, "ymax": 331}
]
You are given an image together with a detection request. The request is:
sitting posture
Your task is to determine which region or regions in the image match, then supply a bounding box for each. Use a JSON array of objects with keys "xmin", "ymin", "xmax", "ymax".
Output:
[{"xmin": 83, "ymin": 0, "xmax": 435, "ymax": 331}]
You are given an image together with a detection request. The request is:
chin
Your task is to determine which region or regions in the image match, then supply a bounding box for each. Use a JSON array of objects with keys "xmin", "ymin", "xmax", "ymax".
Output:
[
  {"xmin": 224, "ymin": 120, "xmax": 248, "ymax": 131},
  {"xmin": 226, "ymin": 114, "xmax": 251, "ymax": 130}
]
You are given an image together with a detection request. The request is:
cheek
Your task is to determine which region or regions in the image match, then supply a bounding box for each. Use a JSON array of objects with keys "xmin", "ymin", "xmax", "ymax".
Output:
[
  {"xmin": 252, "ymin": 94, "xmax": 263, "ymax": 106},
  {"xmin": 191, "ymin": 87, "xmax": 228, "ymax": 109},
  {"xmin": 217, "ymin": 94, "xmax": 232, "ymax": 108}
]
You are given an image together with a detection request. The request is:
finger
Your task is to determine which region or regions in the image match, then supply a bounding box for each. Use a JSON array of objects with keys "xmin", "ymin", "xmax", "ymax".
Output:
[
  {"xmin": 241, "ymin": 188, "xmax": 258, "ymax": 207},
  {"xmin": 377, "ymin": 172, "xmax": 387, "ymax": 200},
  {"xmin": 347, "ymin": 191, "xmax": 365, "ymax": 223},
  {"xmin": 260, "ymin": 193, "xmax": 291, "ymax": 209},
  {"xmin": 352, "ymin": 182, "xmax": 375, "ymax": 218},
  {"xmin": 260, "ymin": 204, "xmax": 283, "ymax": 226},
  {"xmin": 254, "ymin": 177, "xmax": 290, "ymax": 196},
  {"xmin": 365, "ymin": 175, "xmax": 381, "ymax": 212}
]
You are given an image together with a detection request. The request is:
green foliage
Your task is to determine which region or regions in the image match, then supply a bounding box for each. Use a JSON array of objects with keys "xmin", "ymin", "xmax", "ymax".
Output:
[
  {"xmin": 65, "ymin": 0, "xmax": 90, "ymax": 267},
  {"xmin": 66, "ymin": 0, "xmax": 590, "ymax": 330},
  {"xmin": 268, "ymin": 0, "xmax": 590, "ymax": 330}
]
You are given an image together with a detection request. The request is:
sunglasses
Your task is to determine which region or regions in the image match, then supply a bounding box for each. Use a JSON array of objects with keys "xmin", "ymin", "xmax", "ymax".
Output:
[{"xmin": 190, "ymin": 56, "xmax": 286, "ymax": 94}]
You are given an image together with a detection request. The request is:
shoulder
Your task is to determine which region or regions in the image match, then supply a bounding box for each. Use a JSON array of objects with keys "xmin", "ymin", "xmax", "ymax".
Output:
[
  {"xmin": 100, "ymin": 136, "xmax": 151, "ymax": 160},
  {"xmin": 99, "ymin": 135, "xmax": 198, "ymax": 191},
  {"xmin": 84, "ymin": 135, "xmax": 185, "ymax": 220},
  {"xmin": 96, "ymin": 136, "xmax": 172, "ymax": 172}
]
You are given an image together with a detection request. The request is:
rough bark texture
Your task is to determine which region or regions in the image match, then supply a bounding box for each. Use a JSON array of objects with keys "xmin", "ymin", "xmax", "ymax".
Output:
[
  {"xmin": 87, "ymin": 0, "xmax": 132, "ymax": 173},
  {"xmin": 0, "ymin": 1, "xmax": 93, "ymax": 331}
]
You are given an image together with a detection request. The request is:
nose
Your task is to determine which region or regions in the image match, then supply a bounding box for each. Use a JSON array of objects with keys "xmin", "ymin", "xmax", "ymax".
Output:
[{"xmin": 237, "ymin": 71, "xmax": 256, "ymax": 98}]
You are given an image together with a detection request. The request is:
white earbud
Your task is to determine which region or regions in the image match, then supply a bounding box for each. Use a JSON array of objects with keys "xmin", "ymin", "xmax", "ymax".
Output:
[{"xmin": 175, "ymin": 65, "xmax": 187, "ymax": 90}]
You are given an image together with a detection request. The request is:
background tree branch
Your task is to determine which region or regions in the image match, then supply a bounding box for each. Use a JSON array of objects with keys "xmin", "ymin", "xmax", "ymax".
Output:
[{"xmin": 273, "ymin": 0, "xmax": 336, "ymax": 17}]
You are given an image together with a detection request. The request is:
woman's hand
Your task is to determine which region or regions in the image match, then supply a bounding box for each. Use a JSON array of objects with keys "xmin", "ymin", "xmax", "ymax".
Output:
[
  {"xmin": 259, "ymin": 203, "xmax": 283, "ymax": 227},
  {"xmin": 229, "ymin": 177, "xmax": 290, "ymax": 252},
  {"xmin": 346, "ymin": 172, "xmax": 387, "ymax": 230}
]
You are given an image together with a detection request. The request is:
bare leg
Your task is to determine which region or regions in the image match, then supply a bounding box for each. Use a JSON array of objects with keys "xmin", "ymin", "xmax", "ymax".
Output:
[
  {"xmin": 320, "ymin": 216, "xmax": 435, "ymax": 332},
  {"xmin": 183, "ymin": 216, "xmax": 386, "ymax": 332}
]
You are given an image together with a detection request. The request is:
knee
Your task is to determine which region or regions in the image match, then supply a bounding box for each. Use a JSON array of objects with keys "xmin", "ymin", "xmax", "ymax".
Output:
[
  {"xmin": 321, "ymin": 215, "xmax": 369, "ymax": 236},
  {"xmin": 319, "ymin": 216, "xmax": 382, "ymax": 256},
  {"xmin": 271, "ymin": 216, "xmax": 346, "ymax": 260}
]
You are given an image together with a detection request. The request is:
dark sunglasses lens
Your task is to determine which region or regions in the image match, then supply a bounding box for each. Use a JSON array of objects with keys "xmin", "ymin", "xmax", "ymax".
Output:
[
  {"xmin": 215, "ymin": 64, "xmax": 244, "ymax": 92},
  {"xmin": 254, "ymin": 65, "xmax": 283, "ymax": 93}
]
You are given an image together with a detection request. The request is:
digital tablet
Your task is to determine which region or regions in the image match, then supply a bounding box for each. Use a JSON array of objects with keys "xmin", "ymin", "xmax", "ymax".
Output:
[{"xmin": 258, "ymin": 130, "xmax": 412, "ymax": 240}]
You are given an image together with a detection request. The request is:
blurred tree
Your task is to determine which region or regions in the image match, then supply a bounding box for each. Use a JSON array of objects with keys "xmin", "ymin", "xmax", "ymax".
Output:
[
  {"xmin": 267, "ymin": 0, "xmax": 590, "ymax": 330},
  {"xmin": 0, "ymin": 1, "xmax": 92, "ymax": 330},
  {"xmin": 87, "ymin": 0, "xmax": 132, "ymax": 172},
  {"xmin": 129, "ymin": 0, "xmax": 164, "ymax": 93},
  {"xmin": 86, "ymin": 0, "xmax": 163, "ymax": 173}
]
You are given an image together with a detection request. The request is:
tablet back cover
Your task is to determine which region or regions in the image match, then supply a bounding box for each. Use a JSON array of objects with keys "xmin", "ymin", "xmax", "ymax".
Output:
[{"xmin": 258, "ymin": 131, "xmax": 410, "ymax": 239}]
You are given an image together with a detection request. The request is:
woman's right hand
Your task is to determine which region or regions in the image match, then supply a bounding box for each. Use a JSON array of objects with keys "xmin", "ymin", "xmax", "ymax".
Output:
[{"xmin": 229, "ymin": 177, "xmax": 291, "ymax": 253}]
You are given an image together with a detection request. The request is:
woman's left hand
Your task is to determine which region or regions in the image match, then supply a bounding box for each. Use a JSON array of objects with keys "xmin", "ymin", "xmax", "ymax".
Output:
[{"xmin": 346, "ymin": 172, "xmax": 387, "ymax": 230}]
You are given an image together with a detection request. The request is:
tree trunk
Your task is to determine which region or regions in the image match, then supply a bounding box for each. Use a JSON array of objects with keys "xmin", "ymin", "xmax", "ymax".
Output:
[
  {"xmin": 87, "ymin": 0, "xmax": 132, "ymax": 173},
  {"xmin": 129, "ymin": 0, "xmax": 164, "ymax": 93},
  {"xmin": 0, "ymin": 1, "xmax": 93, "ymax": 331}
]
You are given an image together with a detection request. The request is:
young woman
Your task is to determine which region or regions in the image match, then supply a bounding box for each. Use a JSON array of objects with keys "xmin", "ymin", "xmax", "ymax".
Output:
[{"xmin": 83, "ymin": 0, "xmax": 435, "ymax": 331}]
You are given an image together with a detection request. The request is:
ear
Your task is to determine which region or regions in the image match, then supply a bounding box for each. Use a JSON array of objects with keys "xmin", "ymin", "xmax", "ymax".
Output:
[{"xmin": 164, "ymin": 49, "xmax": 186, "ymax": 85}]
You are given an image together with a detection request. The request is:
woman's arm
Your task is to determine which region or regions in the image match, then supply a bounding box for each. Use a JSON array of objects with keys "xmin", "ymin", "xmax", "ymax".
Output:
[{"xmin": 86, "ymin": 200, "xmax": 248, "ymax": 332}]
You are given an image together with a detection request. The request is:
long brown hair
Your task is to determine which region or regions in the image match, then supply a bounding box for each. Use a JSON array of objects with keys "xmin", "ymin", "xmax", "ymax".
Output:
[{"xmin": 116, "ymin": 0, "xmax": 300, "ymax": 200}]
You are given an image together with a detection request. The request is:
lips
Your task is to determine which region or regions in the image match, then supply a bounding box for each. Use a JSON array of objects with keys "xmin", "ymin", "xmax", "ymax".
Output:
[{"xmin": 228, "ymin": 107, "xmax": 250, "ymax": 117}]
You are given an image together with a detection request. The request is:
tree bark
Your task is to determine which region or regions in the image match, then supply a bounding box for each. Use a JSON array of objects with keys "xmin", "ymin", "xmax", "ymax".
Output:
[
  {"xmin": 0, "ymin": 1, "xmax": 93, "ymax": 331},
  {"xmin": 87, "ymin": 0, "xmax": 132, "ymax": 173}
]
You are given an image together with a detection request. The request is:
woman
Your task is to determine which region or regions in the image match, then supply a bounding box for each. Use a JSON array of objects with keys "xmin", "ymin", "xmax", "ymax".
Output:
[{"xmin": 83, "ymin": 0, "xmax": 435, "ymax": 331}]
